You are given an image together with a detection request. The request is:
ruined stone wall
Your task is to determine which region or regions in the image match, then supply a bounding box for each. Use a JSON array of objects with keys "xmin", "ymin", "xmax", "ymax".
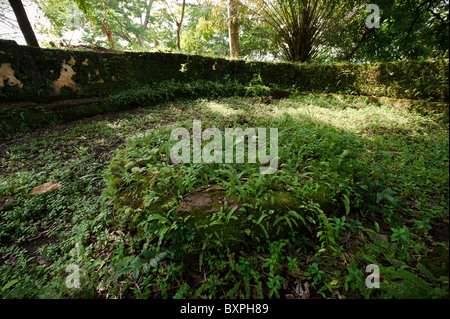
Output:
[
  {"xmin": 0, "ymin": 40, "xmax": 448, "ymax": 139},
  {"xmin": 1, "ymin": 40, "xmax": 448, "ymax": 104}
]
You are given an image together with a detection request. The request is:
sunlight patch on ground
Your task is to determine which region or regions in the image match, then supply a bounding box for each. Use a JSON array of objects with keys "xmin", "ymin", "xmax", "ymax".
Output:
[
  {"xmin": 107, "ymin": 122, "xmax": 122, "ymax": 129},
  {"xmin": 203, "ymin": 101, "xmax": 240, "ymax": 117},
  {"xmin": 271, "ymin": 100, "xmax": 433, "ymax": 142}
]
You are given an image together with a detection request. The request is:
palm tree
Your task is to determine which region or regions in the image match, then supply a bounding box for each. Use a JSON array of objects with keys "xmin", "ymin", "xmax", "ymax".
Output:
[{"xmin": 250, "ymin": 0, "xmax": 358, "ymax": 62}]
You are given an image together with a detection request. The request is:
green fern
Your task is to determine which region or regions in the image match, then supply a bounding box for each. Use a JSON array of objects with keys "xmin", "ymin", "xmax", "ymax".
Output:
[{"xmin": 382, "ymin": 266, "xmax": 447, "ymax": 299}]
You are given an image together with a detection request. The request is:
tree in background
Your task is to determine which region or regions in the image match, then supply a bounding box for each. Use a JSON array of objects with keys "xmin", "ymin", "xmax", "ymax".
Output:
[
  {"xmin": 79, "ymin": 0, "xmax": 156, "ymax": 49},
  {"xmin": 36, "ymin": 0, "xmax": 161, "ymax": 50},
  {"xmin": 227, "ymin": 0, "xmax": 241, "ymax": 58},
  {"xmin": 181, "ymin": 0, "xmax": 274, "ymax": 59},
  {"xmin": 162, "ymin": 0, "xmax": 186, "ymax": 50},
  {"xmin": 180, "ymin": 1, "xmax": 229, "ymax": 56},
  {"xmin": 7, "ymin": 0, "xmax": 39, "ymax": 47},
  {"xmin": 245, "ymin": 0, "xmax": 361, "ymax": 62},
  {"xmin": 243, "ymin": 0, "xmax": 448, "ymax": 62},
  {"xmin": 339, "ymin": 0, "xmax": 449, "ymax": 62},
  {"xmin": 22, "ymin": 0, "xmax": 449, "ymax": 62}
]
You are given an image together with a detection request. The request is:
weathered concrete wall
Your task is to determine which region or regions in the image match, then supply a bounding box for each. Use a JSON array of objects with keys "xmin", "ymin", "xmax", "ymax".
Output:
[
  {"xmin": 0, "ymin": 40, "xmax": 448, "ymax": 139},
  {"xmin": 1, "ymin": 40, "xmax": 448, "ymax": 104}
]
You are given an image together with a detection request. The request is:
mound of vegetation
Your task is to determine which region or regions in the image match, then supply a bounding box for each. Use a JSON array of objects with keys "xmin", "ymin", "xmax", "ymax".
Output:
[{"xmin": 102, "ymin": 115, "xmax": 372, "ymax": 253}]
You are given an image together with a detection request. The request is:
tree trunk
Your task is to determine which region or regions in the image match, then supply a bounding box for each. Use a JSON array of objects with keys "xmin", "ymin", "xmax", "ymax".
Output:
[
  {"xmin": 176, "ymin": 0, "xmax": 186, "ymax": 50},
  {"xmin": 8, "ymin": 0, "xmax": 39, "ymax": 47},
  {"xmin": 176, "ymin": 22, "xmax": 182, "ymax": 50},
  {"xmin": 137, "ymin": 0, "xmax": 154, "ymax": 46},
  {"xmin": 163, "ymin": 0, "xmax": 185, "ymax": 50},
  {"xmin": 228, "ymin": 0, "xmax": 241, "ymax": 58},
  {"xmin": 142, "ymin": 0, "xmax": 154, "ymax": 31}
]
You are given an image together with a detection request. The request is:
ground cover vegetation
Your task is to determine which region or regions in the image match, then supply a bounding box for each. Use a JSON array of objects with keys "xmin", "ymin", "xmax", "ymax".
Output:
[
  {"xmin": 0, "ymin": 89, "xmax": 448, "ymax": 298},
  {"xmin": 0, "ymin": 0, "xmax": 448, "ymax": 301}
]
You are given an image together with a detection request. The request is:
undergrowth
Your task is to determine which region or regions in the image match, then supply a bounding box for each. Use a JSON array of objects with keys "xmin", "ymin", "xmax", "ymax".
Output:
[{"xmin": 0, "ymin": 93, "xmax": 448, "ymax": 299}]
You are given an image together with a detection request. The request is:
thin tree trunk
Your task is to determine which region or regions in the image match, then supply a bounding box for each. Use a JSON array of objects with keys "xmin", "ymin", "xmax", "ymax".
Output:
[
  {"xmin": 176, "ymin": 0, "xmax": 186, "ymax": 50},
  {"xmin": 176, "ymin": 24, "xmax": 181, "ymax": 50},
  {"xmin": 162, "ymin": 0, "xmax": 185, "ymax": 50},
  {"xmin": 137, "ymin": 0, "xmax": 154, "ymax": 46},
  {"xmin": 142, "ymin": 0, "xmax": 154, "ymax": 31},
  {"xmin": 228, "ymin": 0, "xmax": 241, "ymax": 58},
  {"xmin": 8, "ymin": 0, "xmax": 39, "ymax": 47}
]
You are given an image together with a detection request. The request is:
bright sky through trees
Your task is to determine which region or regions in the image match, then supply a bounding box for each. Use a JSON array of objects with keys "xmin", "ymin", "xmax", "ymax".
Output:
[{"xmin": 1, "ymin": 0, "xmax": 448, "ymax": 62}]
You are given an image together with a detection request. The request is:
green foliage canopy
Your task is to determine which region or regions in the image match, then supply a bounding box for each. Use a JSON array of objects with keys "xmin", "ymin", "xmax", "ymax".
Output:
[{"xmin": 33, "ymin": 0, "xmax": 449, "ymax": 62}]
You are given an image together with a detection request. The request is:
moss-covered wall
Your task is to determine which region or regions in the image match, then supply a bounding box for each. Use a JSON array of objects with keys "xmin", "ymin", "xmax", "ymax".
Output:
[
  {"xmin": 1, "ymin": 40, "xmax": 448, "ymax": 104},
  {"xmin": 0, "ymin": 40, "xmax": 448, "ymax": 139}
]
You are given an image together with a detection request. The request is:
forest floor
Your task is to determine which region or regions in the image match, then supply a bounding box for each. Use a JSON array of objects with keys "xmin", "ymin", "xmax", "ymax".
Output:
[{"xmin": 0, "ymin": 94, "xmax": 448, "ymax": 299}]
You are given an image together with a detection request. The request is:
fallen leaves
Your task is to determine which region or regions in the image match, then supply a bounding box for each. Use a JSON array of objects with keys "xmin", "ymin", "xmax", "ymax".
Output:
[{"xmin": 29, "ymin": 181, "xmax": 61, "ymax": 195}]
